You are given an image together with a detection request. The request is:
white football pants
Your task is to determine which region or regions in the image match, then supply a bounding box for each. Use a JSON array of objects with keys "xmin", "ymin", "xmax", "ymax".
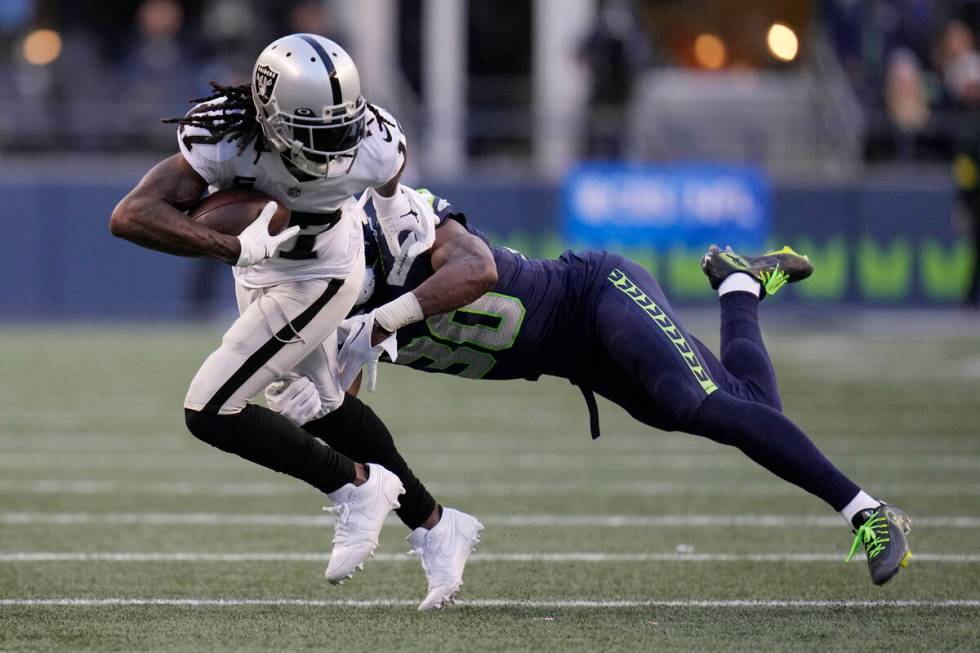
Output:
[{"xmin": 183, "ymin": 264, "xmax": 362, "ymax": 416}]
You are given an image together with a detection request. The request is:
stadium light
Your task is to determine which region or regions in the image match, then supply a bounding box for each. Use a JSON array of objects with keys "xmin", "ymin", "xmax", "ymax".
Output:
[
  {"xmin": 23, "ymin": 28, "xmax": 62, "ymax": 66},
  {"xmin": 767, "ymin": 23, "xmax": 798, "ymax": 62},
  {"xmin": 693, "ymin": 33, "xmax": 726, "ymax": 70}
]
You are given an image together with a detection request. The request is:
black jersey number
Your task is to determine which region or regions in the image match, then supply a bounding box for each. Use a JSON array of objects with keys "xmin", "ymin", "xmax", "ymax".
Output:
[{"xmin": 278, "ymin": 210, "xmax": 344, "ymax": 260}]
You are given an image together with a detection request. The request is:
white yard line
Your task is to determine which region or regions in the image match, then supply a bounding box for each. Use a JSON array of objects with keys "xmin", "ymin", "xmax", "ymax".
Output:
[
  {"xmin": 4, "ymin": 512, "xmax": 977, "ymax": 528},
  {"xmin": 2, "ymin": 479, "xmax": 980, "ymax": 498},
  {"xmin": 2, "ymin": 451, "xmax": 979, "ymax": 471},
  {"xmin": 0, "ymin": 598, "xmax": 978, "ymax": 608},
  {"xmin": 0, "ymin": 480, "xmax": 304, "ymax": 497},
  {"xmin": 0, "ymin": 552, "xmax": 977, "ymax": 563},
  {"xmin": 0, "ymin": 432, "xmax": 975, "ymax": 456}
]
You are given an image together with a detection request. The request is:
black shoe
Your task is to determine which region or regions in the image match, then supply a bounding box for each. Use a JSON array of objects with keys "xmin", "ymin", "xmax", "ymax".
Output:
[
  {"xmin": 700, "ymin": 245, "xmax": 813, "ymax": 298},
  {"xmin": 844, "ymin": 504, "xmax": 913, "ymax": 586}
]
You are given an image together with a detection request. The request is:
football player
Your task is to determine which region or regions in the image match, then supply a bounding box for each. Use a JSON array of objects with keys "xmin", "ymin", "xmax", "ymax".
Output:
[
  {"xmin": 277, "ymin": 188, "xmax": 914, "ymax": 588},
  {"xmin": 110, "ymin": 34, "xmax": 481, "ymax": 595}
]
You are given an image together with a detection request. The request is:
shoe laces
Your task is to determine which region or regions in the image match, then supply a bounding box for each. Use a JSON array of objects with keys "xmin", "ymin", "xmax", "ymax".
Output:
[
  {"xmin": 409, "ymin": 530, "xmax": 459, "ymax": 586},
  {"xmin": 324, "ymin": 503, "xmax": 353, "ymax": 545},
  {"xmin": 407, "ymin": 536, "xmax": 434, "ymax": 571},
  {"xmin": 760, "ymin": 265, "xmax": 789, "ymax": 296},
  {"xmin": 844, "ymin": 514, "xmax": 889, "ymax": 563}
]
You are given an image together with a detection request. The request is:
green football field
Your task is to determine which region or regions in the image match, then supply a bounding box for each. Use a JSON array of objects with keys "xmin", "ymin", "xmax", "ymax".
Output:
[{"xmin": 1, "ymin": 313, "xmax": 979, "ymax": 652}]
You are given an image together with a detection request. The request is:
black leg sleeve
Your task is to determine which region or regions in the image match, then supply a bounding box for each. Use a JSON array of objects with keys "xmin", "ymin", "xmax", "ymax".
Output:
[
  {"xmin": 689, "ymin": 391, "xmax": 860, "ymax": 511},
  {"xmin": 304, "ymin": 395, "xmax": 438, "ymax": 530},
  {"xmin": 719, "ymin": 292, "xmax": 782, "ymax": 411},
  {"xmin": 185, "ymin": 405, "xmax": 356, "ymax": 495}
]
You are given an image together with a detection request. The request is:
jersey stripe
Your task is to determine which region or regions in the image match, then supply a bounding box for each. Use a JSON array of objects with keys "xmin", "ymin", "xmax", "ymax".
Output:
[
  {"xmin": 298, "ymin": 34, "xmax": 343, "ymax": 105},
  {"xmin": 607, "ymin": 268, "xmax": 718, "ymax": 395}
]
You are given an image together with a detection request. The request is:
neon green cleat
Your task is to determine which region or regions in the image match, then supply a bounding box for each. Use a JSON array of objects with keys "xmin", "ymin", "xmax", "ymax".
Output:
[
  {"xmin": 844, "ymin": 503, "xmax": 913, "ymax": 586},
  {"xmin": 700, "ymin": 245, "xmax": 814, "ymax": 299}
]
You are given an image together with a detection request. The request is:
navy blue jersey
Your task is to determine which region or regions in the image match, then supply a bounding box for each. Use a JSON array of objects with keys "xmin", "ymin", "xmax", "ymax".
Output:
[
  {"xmin": 359, "ymin": 191, "xmax": 756, "ymax": 436},
  {"xmin": 360, "ymin": 194, "xmax": 617, "ymax": 382}
]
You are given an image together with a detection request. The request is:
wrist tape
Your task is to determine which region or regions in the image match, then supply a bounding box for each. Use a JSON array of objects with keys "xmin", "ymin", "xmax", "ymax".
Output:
[{"xmin": 374, "ymin": 292, "xmax": 424, "ymax": 333}]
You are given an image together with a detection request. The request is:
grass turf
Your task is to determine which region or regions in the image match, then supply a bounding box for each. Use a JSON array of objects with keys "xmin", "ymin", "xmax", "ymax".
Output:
[{"xmin": 1, "ymin": 313, "xmax": 978, "ymax": 652}]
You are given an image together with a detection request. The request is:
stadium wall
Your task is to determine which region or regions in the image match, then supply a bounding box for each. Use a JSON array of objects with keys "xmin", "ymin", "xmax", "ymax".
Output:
[{"xmin": 1, "ymin": 178, "xmax": 968, "ymax": 320}]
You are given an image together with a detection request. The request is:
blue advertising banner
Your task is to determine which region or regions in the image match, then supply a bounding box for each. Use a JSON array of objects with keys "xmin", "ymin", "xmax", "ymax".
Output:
[
  {"xmin": 0, "ymin": 176, "xmax": 967, "ymax": 319},
  {"xmin": 562, "ymin": 162, "xmax": 770, "ymax": 249}
]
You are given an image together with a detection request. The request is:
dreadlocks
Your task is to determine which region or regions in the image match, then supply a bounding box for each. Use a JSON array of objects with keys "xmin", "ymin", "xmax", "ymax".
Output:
[{"xmin": 162, "ymin": 81, "xmax": 268, "ymax": 163}]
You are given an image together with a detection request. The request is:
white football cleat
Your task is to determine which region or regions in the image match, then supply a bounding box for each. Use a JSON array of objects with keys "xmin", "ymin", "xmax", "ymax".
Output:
[
  {"xmin": 324, "ymin": 463, "xmax": 405, "ymax": 585},
  {"xmin": 407, "ymin": 507, "xmax": 484, "ymax": 611}
]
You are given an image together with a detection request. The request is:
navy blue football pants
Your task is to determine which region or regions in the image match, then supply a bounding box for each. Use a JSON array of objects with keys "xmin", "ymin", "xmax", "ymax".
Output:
[{"xmin": 590, "ymin": 257, "xmax": 860, "ymax": 512}]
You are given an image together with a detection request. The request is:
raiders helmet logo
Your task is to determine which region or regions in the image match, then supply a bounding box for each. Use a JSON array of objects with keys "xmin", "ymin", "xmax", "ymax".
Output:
[{"xmin": 254, "ymin": 64, "xmax": 279, "ymax": 104}]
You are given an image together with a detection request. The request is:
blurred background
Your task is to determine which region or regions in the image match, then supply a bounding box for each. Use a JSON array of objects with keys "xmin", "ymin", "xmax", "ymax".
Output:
[{"xmin": 1, "ymin": 0, "xmax": 979, "ymax": 318}]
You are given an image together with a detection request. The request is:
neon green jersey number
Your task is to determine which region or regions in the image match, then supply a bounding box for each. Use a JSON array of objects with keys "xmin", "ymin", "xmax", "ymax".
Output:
[
  {"xmin": 425, "ymin": 292, "xmax": 526, "ymax": 351},
  {"xmin": 396, "ymin": 293, "xmax": 525, "ymax": 378},
  {"xmin": 397, "ymin": 337, "xmax": 496, "ymax": 379}
]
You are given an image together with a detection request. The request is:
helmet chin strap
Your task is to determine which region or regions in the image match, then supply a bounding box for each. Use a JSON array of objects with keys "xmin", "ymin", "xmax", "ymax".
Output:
[
  {"xmin": 280, "ymin": 151, "xmax": 323, "ymax": 182},
  {"xmin": 280, "ymin": 137, "xmax": 326, "ymax": 179}
]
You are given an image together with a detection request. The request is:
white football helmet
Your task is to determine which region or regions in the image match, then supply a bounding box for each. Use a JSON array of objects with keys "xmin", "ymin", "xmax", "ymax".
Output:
[{"xmin": 252, "ymin": 33, "xmax": 367, "ymax": 178}]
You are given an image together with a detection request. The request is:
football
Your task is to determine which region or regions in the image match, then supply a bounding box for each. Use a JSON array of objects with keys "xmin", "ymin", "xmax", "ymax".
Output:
[{"xmin": 188, "ymin": 188, "xmax": 290, "ymax": 236}]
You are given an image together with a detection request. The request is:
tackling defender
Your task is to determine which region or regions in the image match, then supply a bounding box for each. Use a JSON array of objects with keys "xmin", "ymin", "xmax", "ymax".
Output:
[
  {"xmin": 280, "ymin": 189, "xmax": 914, "ymax": 588},
  {"xmin": 110, "ymin": 34, "xmax": 481, "ymax": 599}
]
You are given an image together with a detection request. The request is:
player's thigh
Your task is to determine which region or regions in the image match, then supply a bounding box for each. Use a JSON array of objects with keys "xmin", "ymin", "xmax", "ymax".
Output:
[
  {"xmin": 596, "ymin": 260, "xmax": 718, "ymax": 427},
  {"xmin": 234, "ymin": 281, "xmax": 254, "ymax": 314},
  {"xmin": 185, "ymin": 271, "xmax": 361, "ymax": 414}
]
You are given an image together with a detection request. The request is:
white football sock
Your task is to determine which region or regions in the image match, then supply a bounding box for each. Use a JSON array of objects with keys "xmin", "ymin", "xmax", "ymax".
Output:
[
  {"xmin": 840, "ymin": 490, "xmax": 880, "ymax": 527},
  {"xmin": 718, "ymin": 272, "xmax": 760, "ymax": 297}
]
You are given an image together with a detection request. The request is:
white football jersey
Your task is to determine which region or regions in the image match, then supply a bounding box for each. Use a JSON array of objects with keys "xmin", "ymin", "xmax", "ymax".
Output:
[{"xmin": 178, "ymin": 100, "xmax": 406, "ymax": 288}]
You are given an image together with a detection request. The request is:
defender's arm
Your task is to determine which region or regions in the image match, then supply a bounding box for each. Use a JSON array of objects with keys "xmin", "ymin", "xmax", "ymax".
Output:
[
  {"xmin": 372, "ymin": 218, "xmax": 497, "ymax": 343},
  {"xmin": 109, "ymin": 154, "xmax": 241, "ymax": 263},
  {"xmin": 416, "ymin": 219, "xmax": 498, "ymax": 315}
]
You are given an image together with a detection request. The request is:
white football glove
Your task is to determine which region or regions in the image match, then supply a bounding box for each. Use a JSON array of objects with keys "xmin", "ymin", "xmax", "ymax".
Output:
[
  {"xmin": 266, "ymin": 376, "xmax": 322, "ymax": 426},
  {"xmin": 336, "ymin": 313, "xmax": 398, "ymax": 392},
  {"xmin": 373, "ymin": 186, "xmax": 437, "ymax": 286},
  {"xmin": 236, "ymin": 201, "xmax": 301, "ymax": 267}
]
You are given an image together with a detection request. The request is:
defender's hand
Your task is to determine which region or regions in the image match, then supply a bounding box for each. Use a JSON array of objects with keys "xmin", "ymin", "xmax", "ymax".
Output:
[
  {"xmin": 377, "ymin": 207, "xmax": 432, "ymax": 255},
  {"xmin": 266, "ymin": 376, "xmax": 322, "ymax": 426},
  {"xmin": 373, "ymin": 187, "xmax": 437, "ymax": 284},
  {"xmin": 236, "ymin": 201, "xmax": 300, "ymax": 267}
]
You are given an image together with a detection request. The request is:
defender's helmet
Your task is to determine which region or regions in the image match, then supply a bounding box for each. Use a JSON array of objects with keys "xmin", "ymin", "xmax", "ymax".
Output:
[{"xmin": 252, "ymin": 34, "xmax": 366, "ymax": 178}]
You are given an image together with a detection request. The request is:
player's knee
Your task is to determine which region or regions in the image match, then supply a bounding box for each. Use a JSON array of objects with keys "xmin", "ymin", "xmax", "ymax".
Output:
[
  {"xmin": 688, "ymin": 392, "xmax": 735, "ymax": 440},
  {"xmin": 319, "ymin": 389, "xmax": 345, "ymax": 419},
  {"xmin": 358, "ymin": 401, "xmax": 396, "ymax": 446},
  {"xmin": 690, "ymin": 390, "xmax": 778, "ymax": 447},
  {"xmin": 184, "ymin": 407, "xmax": 229, "ymax": 447},
  {"xmin": 305, "ymin": 394, "xmax": 361, "ymax": 437}
]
